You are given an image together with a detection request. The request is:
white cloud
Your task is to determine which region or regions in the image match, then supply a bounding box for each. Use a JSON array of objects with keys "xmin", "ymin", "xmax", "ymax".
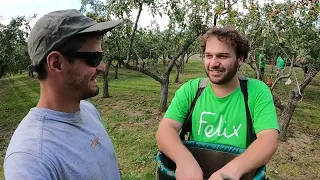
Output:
[
  {"xmin": 0, "ymin": 0, "xmax": 80, "ymax": 26},
  {"xmin": 0, "ymin": 0, "xmax": 50, "ymax": 7},
  {"xmin": 0, "ymin": 0, "xmax": 26, "ymax": 8}
]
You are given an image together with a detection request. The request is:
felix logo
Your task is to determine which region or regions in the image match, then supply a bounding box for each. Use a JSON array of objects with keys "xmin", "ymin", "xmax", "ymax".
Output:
[{"xmin": 198, "ymin": 112, "xmax": 242, "ymax": 138}]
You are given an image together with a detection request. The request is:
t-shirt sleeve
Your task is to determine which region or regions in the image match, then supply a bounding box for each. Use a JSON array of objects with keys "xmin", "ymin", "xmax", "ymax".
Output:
[
  {"xmin": 251, "ymin": 81, "xmax": 280, "ymax": 134},
  {"xmin": 164, "ymin": 79, "xmax": 200, "ymax": 123},
  {"xmin": 81, "ymin": 100, "xmax": 102, "ymax": 122},
  {"xmin": 4, "ymin": 152, "xmax": 57, "ymax": 180}
]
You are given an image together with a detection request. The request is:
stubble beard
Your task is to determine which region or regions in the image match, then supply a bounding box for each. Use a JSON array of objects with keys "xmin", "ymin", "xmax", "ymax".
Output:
[
  {"xmin": 206, "ymin": 60, "xmax": 239, "ymax": 85},
  {"xmin": 67, "ymin": 69, "xmax": 99, "ymax": 100}
]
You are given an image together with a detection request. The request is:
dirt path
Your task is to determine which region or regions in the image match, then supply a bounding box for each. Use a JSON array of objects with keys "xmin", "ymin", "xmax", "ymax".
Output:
[{"xmin": 267, "ymin": 132, "xmax": 320, "ymax": 179}]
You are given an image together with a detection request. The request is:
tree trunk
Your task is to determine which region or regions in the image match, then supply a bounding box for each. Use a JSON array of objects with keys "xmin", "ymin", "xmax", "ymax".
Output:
[
  {"xmin": 114, "ymin": 63, "xmax": 119, "ymax": 79},
  {"xmin": 103, "ymin": 60, "xmax": 112, "ymax": 98},
  {"xmin": 253, "ymin": 55, "xmax": 260, "ymax": 80},
  {"xmin": 279, "ymin": 97, "xmax": 297, "ymax": 140},
  {"xmin": 175, "ymin": 53, "xmax": 186, "ymax": 83},
  {"xmin": 185, "ymin": 51, "xmax": 189, "ymax": 64},
  {"xmin": 247, "ymin": 52, "xmax": 260, "ymax": 80},
  {"xmin": 185, "ymin": 53, "xmax": 194, "ymax": 64},
  {"xmin": 0, "ymin": 66, "xmax": 5, "ymax": 79},
  {"xmin": 278, "ymin": 67, "xmax": 319, "ymax": 140},
  {"xmin": 213, "ymin": 14, "xmax": 218, "ymax": 26},
  {"xmin": 180, "ymin": 52, "xmax": 185, "ymax": 74},
  {"xmin": 247, "ymin": 60, "xmax": 259, "ymax": 80},
  {"xmin": 175, "ymin": 65, "xmax": 180, "ymax": 83},
  {"xmin": 160, "ymin": 74, "xmax": 169, "ymax": 112},
  {"xmin": 103, "ymin": 73, "xmax": 110, "ymax": 98},
  {"xmin": 186, "ymin": 56, "xmax": 190, "ymax": 64},
  {"xmin": 271, "ymin": 58, "xmax": 276, "ymax": 73}
]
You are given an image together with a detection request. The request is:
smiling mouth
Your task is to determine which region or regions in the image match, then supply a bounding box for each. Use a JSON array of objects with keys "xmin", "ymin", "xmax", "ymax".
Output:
[
  {"xmin": 91, "ymin": 76, "xmax": 98, "ymax": 83},
  {"xmin": 210, "ymin": 69, "xmax": 224, "ymax": 73}
]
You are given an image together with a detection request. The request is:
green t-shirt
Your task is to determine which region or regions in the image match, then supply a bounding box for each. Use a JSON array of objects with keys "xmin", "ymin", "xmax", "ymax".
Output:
[
  {"xmin": 277, "ymin": 56, "xmax": 285, "ymax": 69},
  {"xmin": 165, "ymin": 78, "xmax": 279, "ymax": 149},
  {"xmin": 258, "ymin": 54, "xmax": 265, "ymax": 68}
]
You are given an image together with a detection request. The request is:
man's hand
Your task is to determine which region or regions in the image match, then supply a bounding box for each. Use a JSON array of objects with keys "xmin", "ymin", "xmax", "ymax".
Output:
[
  {"xmin": 156, "ymin": 118, "xmax": 204, "ymax": 180},
  {"xmin": 209, "ymin": 129, "xmax": 278, "ymax": 180},
  {"xmin": 208, "ymin": 168, "xmax": 238, "ymax": 180},
  {"xmin": 175, "ymin": 156, "xmax": 203, "ymax": 180}
]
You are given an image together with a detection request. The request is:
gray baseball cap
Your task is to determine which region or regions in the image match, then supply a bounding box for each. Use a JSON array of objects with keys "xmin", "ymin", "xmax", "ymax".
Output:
[{"xmin": 28, "ymin": 9, "xmax": 123, "ymax": 67}]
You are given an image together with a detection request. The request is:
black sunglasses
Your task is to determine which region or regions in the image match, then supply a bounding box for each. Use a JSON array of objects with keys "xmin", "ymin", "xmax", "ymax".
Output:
[{"xmin": 60, "ymin": 51, "xmax": 103, "ymax": 67}]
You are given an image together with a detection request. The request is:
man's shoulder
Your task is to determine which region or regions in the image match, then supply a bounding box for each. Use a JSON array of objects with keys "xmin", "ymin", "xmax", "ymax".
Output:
[
  {"xmin": 80, "ymin": 100, "xmax": 102, "ymax": 122},
  {"xmin": 245, "ymin": 78, "xmax": 273, "ymax": 101},
  {"xmin": 5, "ymin": 112, "xmax": 45, "ymax": 161},
  {"xmin": 180, "ymin": 77, "xmax": 207, "ymax": 90},
  {"xmin": 80, "ymin": 100, "xmax": 97, "ymax": 110},
  {"xmin": 246, "ymin": 78, "xmax": 269, "ymax": 88}
]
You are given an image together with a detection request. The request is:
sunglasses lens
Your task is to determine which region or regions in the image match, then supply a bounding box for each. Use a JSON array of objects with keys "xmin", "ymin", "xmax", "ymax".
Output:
[
  {"xmin": 93, "ymin": 55, "xmax": 102, "ymax": 67},
  {"xmin": 61, "ymin": 51, "xmax": 103, "ymax": 67},
  {"xmin": 84, "ymin": 52, "xmax": 102, "ymax": 67}
]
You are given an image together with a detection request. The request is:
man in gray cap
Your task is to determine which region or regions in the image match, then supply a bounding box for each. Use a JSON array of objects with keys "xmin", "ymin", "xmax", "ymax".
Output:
[{"xmin": 4, "ymin": 9, "xmax": 123, "ymax": 180}]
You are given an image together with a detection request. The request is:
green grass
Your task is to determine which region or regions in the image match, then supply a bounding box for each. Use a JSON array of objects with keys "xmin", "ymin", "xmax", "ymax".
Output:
[
  {"xmin": 0, "ymin": 60, "xmax": 319, "ymax": 179},
  {"xmin": 0, "ymin": 76, "xmax": 40, "ymax": 180}
]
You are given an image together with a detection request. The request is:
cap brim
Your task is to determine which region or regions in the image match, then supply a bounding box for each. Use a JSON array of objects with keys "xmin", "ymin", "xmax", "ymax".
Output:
[{"xmin": 78, "ymin": 19, "xmax": 123, "ymax": 34}]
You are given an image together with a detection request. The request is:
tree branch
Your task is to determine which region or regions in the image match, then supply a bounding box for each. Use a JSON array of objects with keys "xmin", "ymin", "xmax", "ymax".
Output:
[
  {"xmin": 294, "ymin": 67, "xmax": 319, "ymax": 97},
  {"xmin": 126, "ymin": 2, "xmax": 143, "ymax": 64},
  {"xmin": 166, "ymin": 36, "xmax": 197, "ymax": 76},
  {"xmin": 119, "ymin": 59, "xmax": 163, "ymax": 83},
  {"xmin": 175, "ymin": 60, "xmax": 179, "ymax": 67}
]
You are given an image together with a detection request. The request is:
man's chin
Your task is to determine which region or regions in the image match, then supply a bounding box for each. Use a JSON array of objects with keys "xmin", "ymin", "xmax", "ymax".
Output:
[
  {"xmin": 209, "ymin": 78, "xmax": 225, "ymax": 85},
  {"xmin": 81, "ymin": 89, "xmax": 99, "ymax": 100},
  {"xmin": 209, "ymin": 76, "xmax": 233, "ymax": 85},
  {"xmin": 208, "ymin": 75, "xmax": 224, "ymax": 84},
  {"xmin": 91, "ymin": 88, "xmax": 99, "ymax": 97}
]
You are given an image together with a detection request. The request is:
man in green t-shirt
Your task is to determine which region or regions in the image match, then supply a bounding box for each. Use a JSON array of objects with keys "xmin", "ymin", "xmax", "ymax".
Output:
[
  {"xmin": 156, "ymin": 27, "xmax": 279, "ymax": 180},
  {"xmin": 258, "ymin": 53, "xmax": 265, "ymax": 81},
  {"xmin": 276, "ymin": 56, "xmax": 285, "ymax": 77}
]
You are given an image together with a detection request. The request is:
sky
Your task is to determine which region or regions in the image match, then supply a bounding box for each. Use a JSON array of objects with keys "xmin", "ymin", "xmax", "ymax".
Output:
[
  {"xmin": 0, "ymin": 0, "xmax": 284, "ymax": 29},
  {"xmin": 0, "ymin": 0, "xmax": 169, "ymax": 28},
  {"xmin": 0, "ymin": 0, "xmax": 82, "ymax": 27}
]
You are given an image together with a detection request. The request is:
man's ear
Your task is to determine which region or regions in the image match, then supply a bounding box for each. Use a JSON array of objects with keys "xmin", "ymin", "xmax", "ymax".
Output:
[
  {"xmin": 238, "ymin": 56, "xmax": 244, "ymax": 66},
  {"xmin": 46, "ymin": 51, "xmax": 64, "ymax": 73}
]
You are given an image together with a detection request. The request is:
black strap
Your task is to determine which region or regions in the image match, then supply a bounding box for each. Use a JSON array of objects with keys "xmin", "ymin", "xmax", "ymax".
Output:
[
  {"xmin": 179, "ymin": 77, "xmax": 257, "ymax": 147},
  {"xmin": 239, "ymin": 77, "xmax": 257, "ymax": 148},
  {"xmin": 179, "ymin": 78, "xmax": 209, "ymax": 140}
]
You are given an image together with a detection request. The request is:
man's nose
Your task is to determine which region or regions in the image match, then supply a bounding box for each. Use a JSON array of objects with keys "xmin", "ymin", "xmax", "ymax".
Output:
[
  {"xmin": 96, "ymin": 61, "xmax": 105, "ymax": 72},
  {"xmin": 209, "ymin": 57, "xmax": 221, "ymax": 67}
]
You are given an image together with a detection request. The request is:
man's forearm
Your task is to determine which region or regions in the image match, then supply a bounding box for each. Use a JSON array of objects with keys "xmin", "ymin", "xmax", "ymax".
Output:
[
  {"xmin": 222, "ymin": 130, "xmax": 278, "ymax": 179},
  {"xmin": 156, "ymin": 125, "xmax": 194, "ymax": 164}
]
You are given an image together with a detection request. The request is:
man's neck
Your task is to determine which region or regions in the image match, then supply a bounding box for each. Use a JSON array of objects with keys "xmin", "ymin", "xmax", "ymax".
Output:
[
  {"xmin": 210, "ymin": 76, "xmax": 240, "ymax": 98},
  {"xmin": 37, "ymin": 82, "xmax": 80, "ymax": 113}
]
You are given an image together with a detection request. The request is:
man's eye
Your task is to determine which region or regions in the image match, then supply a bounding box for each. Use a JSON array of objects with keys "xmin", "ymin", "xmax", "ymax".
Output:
[{"xmin": 206, "ymin": 55, "xmax": 213, "ymax": 58}]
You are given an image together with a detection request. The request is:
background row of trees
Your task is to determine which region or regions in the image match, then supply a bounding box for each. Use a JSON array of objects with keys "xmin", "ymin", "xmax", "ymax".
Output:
[
  {"xmin": 0, "ymin": 0, "xmax": 319, "ymax": 140},
  {"xmin": 0, "ymin": 15, "xmax": 34, "ymax": 78}
]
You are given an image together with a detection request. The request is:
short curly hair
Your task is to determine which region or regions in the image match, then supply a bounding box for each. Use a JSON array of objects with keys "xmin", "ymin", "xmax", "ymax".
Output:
[{"xmin": 200, "ymin": 27, "xmax": 250, "ymax": 61}]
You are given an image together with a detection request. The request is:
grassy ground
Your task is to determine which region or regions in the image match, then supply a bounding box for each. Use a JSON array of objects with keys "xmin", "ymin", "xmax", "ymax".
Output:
[{"xmin": 0, "ymin": 60, "xmax": 319, "ymax": 179}]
